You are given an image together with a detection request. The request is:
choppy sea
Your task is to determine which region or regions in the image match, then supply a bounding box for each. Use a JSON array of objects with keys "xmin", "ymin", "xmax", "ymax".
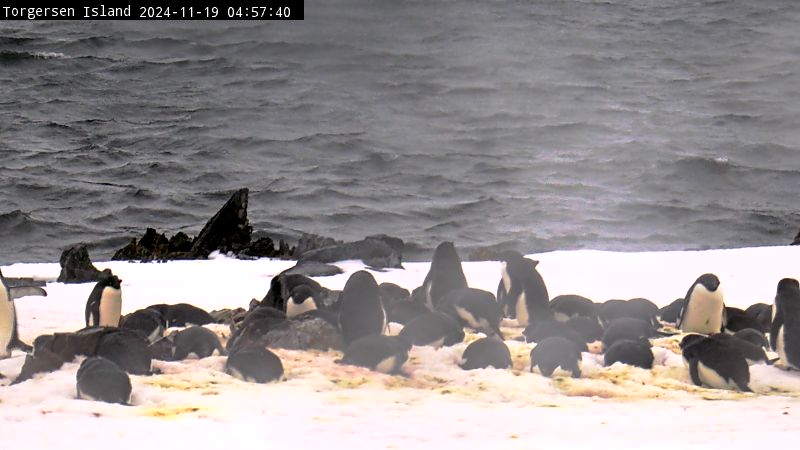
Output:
[{"xmin": 1, "ymin": 0, "xmax": 799, "ymax": 265}]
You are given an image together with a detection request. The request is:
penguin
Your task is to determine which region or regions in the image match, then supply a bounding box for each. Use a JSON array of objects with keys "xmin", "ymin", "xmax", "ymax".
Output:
[
  {"xmin": 398, "ymin": 311, "xmax": 464, "ymax": 348},
  {"xmin": 770, "ymin": 278, "xmax": 800, "ymax": 369},
  {"xmin": 459, "ymin": 336, "xmax": 512, "ymax": 370},
  {"xmin": 420, "ymin": 242, "xmax": 468, "ymax": 310},
  {"xmin": 85, "ymin": 270, "xmax": 122, "ymax": 328},
  {"xmin": 336, "ymin": 334, "xmax": 411, "ymax": 374},
  {"xmin": 146, "ymin": 303, "xmax": 214, "ymax": 328},
  {"xmin": 0, "ymin": 268, "xmax": 31, "ymax": 358},
  {"xmin": 76, "ymin": 356, "xmax": 132, "ymax": 404},
  {"xmin": 658, "ymin": 298, "xmax": 685, "ymax": 324},
  {"xmin": 601, "ymin": 318, "xmax": 655, "ymax": 351},
  {"xmin": 680, "ymin": 334, "xmax": 752, "ymax": 392},
  {"xmin": 744, "ymin": 303, "xmax": 772, "ymax": 333},
  {"xmin": 724, "ymin": 307, "xmax": 763, "ymax": 334},
  {"xmin": 226, "ymin": 306, "xmax": 288, "ymax": 353},
  {"xmin": 522, "ymin": 318, "xmax": 588, "ymax": 348},
  {"xmin": 733, "ymin": 328, "xmax": 769, "ymax": 350},
  {"xmin": 387, "ymin": 300, "xmax": 431, "ymax": 325},
  {"xmin": 600, "ymin": 298, "xmax": 659, "ymax": 328},
  {"xmin": 225, "ymin": 346, "xmax": 284, "ymax": 383},
  {"xmin": 171, "ymin": 326, "xmax": 227, "ymax": 360},
  {"xmin": 530, "ymin": 336, "xmax": 582, "ymax": 378},
  {"xmin": 677, "ymin": 273, "xmax": 726, "ymax": 334},
  {"xmin": 120, "ymin": 308, "xmax": 165, "ymax": 343},
  {"xmin": 438, "ymin": 287, "xmax": 503, "ymax": 338},
  {"xmin": 550, "ymin": 295, "xmax": 597, "ymax": 322},
  {"xmin": 379, "ymin": 282, "xmax": 411, "ymax": 307},
  {"xmin": 285, "ymin": 285, "xmax": 322, "ymax": 319},
  {"xmin": 94, "ymin": 329, "xmax": 152, "ymax": 375},
  {"xmin": 565, "ymin": 316, "xmax": 604, "ymax": 343},
  {"xmin": 603, "ymin": 338, "xmax": 654, "ymax": 369},
  {"xmin": 261, "ymin": 270, "xmax": 327, "ymax": 312},
  {"xmin": 338, "ymin": 271, "xmax": 386, "ymax": 345},
  {"xmin": 497, "ymin": 251, "xmax": 550, "ymax": 327}
]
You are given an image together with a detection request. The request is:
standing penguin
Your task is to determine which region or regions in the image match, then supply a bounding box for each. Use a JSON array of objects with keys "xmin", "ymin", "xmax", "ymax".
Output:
[
  {"xmin": 338, "ymin": 270, "xmax": 386, "ymax": 344},
  {"xmin": 770, "ymin": 278, "xmax": 800, "ymax": 369},
  {"xmin": 0, "ymin": 268, "xmax": 31, "ymax": 358},
  {"xmin": 85, "ymin": 270, "xmax": 122, "ymax": 328},
  {"xmin": 497, "ymin": 251, "xmax": 550, "ymax": 327},
  {"xmin": 677, "ymin": 273, "xmax": 726, "ymax": 334},
  {"xmin": 419, "ymin": 242, "xmax": 468, "ymax": 310}
]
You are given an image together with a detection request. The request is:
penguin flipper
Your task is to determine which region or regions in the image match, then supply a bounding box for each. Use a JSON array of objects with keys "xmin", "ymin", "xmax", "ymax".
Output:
[
  {"xmin": 688, "ymin": 359, "xmax": 702, "ymax": 387},
  {"xmin": 770, "ymin": 311, "xmax": 783, "ymax": 352}
]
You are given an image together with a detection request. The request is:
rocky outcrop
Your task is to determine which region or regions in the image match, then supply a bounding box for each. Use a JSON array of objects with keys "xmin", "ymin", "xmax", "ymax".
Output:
[
  {"xmin": 297, "ymin": 235, "xmax": 404, "ymax": 269},
  {"xmin": 57, "ymin": 245, "xmax": 104, "ymax": 283},
  {"xmin": 112, "ymin": 188, "xmax": 294, "ymax": 261},
  {"xmin": 792, "ymin": 229, "xmax": 800, "ymax": 246}
]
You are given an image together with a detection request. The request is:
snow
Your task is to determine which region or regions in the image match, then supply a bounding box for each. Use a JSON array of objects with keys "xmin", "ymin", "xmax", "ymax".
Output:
[{"xmin": 3, "ymin": 245, "xmax": 800, "ymax": 449}]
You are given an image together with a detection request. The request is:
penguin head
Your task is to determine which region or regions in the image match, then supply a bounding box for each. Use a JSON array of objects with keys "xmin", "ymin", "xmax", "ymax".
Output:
[
  {"xmin": 695, "ymin": 273, "xmax": 720, "ymax": 292},
  {"xmin": 286, "ymin": 285, "xmax": 318, "ymax": 318},
  {"xmin": 777, "ymin": 278, "xmax": 800, "ymax": 295},
  {"xmin": 99, "ymin": 269, "xmax": 122, "ymax": 289},
  {"xmin": 679, "ymin": 333, "xmax": 706, "ymax": 352}
]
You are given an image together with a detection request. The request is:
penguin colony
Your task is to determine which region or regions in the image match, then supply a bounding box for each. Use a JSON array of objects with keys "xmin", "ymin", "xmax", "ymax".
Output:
[{"xmin": 1, "ymin": 242, "xmax": 798, "ymax": 405}]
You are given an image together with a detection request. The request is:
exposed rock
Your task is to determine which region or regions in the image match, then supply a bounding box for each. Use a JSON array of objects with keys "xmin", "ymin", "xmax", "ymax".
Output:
[
  {"xmin": 209, "ymin": 307, "xmax": 248, "ymax": 325},
  {"xmin": 283, "ymin": 262, "xmax": 343, "ymax": 277},
  {"xmin": 297, "ymin": 235, "xmax": 404, "ymax": 269},
  {"xmin": 57, "ymin": 245, "xmax": 103, "ymax": 283},
  {"xmin": 293, "ymin": 233, "xmax": 342, "ymax": 257},
  {"xmin": 191, "ymin": 188, "xmax": 252, "ymax": 258},
  {"xmin": 263, "ymin": 316, "xmax": 344, "ymax": 351},
  {"xmin": 793, "ymin": 229, "xmax": 800, "ymax": 246},
  {"xmin": 112, "ymin": 189, "xmax": 295, "ymax": 261}
]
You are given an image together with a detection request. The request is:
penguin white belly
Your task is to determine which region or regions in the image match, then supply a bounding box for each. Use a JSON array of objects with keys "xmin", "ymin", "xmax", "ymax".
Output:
[
  {"xmin": 515, "ymin": 292, "xmax": 529, "ymax": 326},
  {"xmin": 697, "ymin": 361, "xmax": 736, "ymax": 390},
  {"xmin": 776, "ymin": 327, "xmax": 799, "ymax": 369},
  {"xmin": 681, "ymin": 289, "xmax": 724, "ymax": 334},
  {"xmin": 0, "ymin": 296, "xmax": 14, "ymax": 356},
  {"xmin": 98, "ymin": 287, "xmax": 122, "ymax": 327},
  {"xmin": 455, "ymin": 306, "xmax": 480, "ymax": 330},
  {"xmin": 375, "ymin": 355, "xmax": 398, "ymax": 374},
  {"xmin": 286, "ymin": 297, "xmax": 317, "ymax": 318},
  {"xmin": 500, "ymin": 264, "xmax": 511, "ymax": 293}
]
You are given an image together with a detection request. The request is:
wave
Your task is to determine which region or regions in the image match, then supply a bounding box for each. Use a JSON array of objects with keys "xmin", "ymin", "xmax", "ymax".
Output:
[{"xmin": 0, "ymin": 50, "xmax": 66, "ymax": 61}]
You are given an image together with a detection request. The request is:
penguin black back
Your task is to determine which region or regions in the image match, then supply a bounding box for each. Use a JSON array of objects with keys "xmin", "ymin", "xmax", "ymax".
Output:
[
  {"xmin": 420, "ymin": 242, "xmax": 468, "ymax": 310},
  {"xmin": 76, "ymin": 356, "xmax": 132, "ymax": 404},
  {"xmin": 338, "ymin": 271, "xmax": 386, "ymax": 345}
]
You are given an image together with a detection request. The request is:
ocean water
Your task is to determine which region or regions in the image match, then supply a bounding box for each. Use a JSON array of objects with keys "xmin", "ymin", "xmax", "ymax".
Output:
[{"xmin": 1, "ymin": 0, "xmax": 799, "ymax": 265}]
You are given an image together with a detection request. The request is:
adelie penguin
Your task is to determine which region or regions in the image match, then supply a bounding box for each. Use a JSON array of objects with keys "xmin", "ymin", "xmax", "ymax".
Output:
[
  {"xmin": 496, "ymin": 251, "xmax": 549, "ymax": 327},
  {"xmin": 420, "ymin": 242, "xmax": 468, "ymax": 311},
  {"xmin": 770, "ymin": 278, "xmax": 800, "ymax": 370},
  {"xmin": 680, "ymin": 334, "xmax": 752, "ymax": 392},
  {"xmin": 398, "ymin": 311, "xmax": 464, "ymax": 348},
  {"xmin": 678, "ymin": 273, "xmax": 726, "ymax": 334},
  {"xmin": 225, "ymin": 346, "xmax": 284, "ymax": 383},
  {"xmin": 336, "ymin": 334, "xmax": 411, "ymax": 375},
  {"xmin": 285, "ymin": 285, "xmax": 322, "ymax": 319},
  {"xmin": 0, "ymin": 268, "xmax": 32, "ymax": 358},
  {"xmin": 438, "ymin": 287, "xmax": 504, "ymax": 338},
  {"xmin": 85, "ymin": 270, "xmax": 122, "ymax": 328},
  {"xmin": 459, "ymin": 337, "xmax": 512, "ymax": 370},
  {"xmin": 76, "ymin": 356, "xmax": 132, "ymax": 405},
  {"xmin": 530, "ymin": 336, "xmax": 583, "ymax": 378},
  {"xmin": 338, "ymin": 271, "xmax": 386, "ymax": 345}
]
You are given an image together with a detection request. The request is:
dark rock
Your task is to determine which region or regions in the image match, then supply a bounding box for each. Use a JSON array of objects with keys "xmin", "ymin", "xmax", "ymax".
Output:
[
  {"xmin": 168, "ymin": 232, "xmax": 193, "ymax": 253},
  {"xmin": 379, "ymin": 282, "xmax": 411, "ymax": 307},
  {"xmin": 57, "ymin": 245, "xmax": 103, "ymax": 283},
  {"xmin": 793, "ymin": 229, "xmax": 800, "ymax": 246},
  {"xmin": 297, "ymin": 235, "xmax": 404, "ymax": 269},
  {"xmin": 241, "ymin": 237, "xmax": 276, "ymax": 258},
  {"xmin": 190, "ymin": 188, "xmax": 252, "ymax": 258},
  {"xmin": 283, "ymin": 262, "xmax": 343, "ymax": 277},
  {"xmin": 209, "ymin": 307, "xmax": 248, "ymax": 325},
  {"xmin": 226, "ymin": 307, "xmax": 289, "ymax": 352},
  {"xmin": 112, "ymin": 227, "xmax": 194, "ymax": 261},
  {"xmin": 263, "ymin": 315, "xmax": 344, "ymax": 351},
  {"xmin": 293, "ymin": 233, "xmax": 343, "ymax": 257}
]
